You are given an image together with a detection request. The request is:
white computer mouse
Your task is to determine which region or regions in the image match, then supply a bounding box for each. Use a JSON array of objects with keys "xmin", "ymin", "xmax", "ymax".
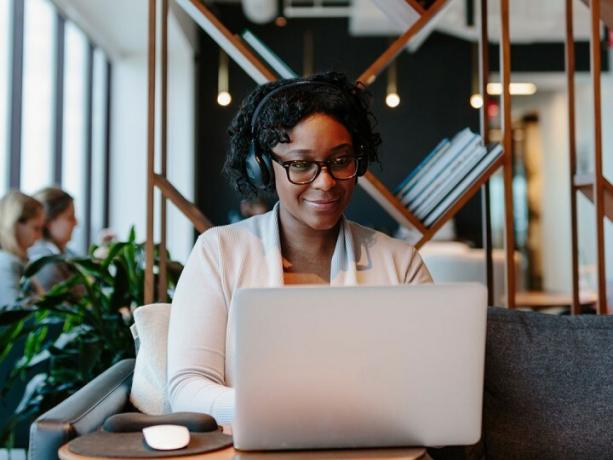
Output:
[{"xmin": 142, "ymin": 424, "xmax": 190, "ymax": 450}]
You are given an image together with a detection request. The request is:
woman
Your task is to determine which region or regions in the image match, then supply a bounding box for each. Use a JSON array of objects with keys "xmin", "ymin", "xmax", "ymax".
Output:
[
  {"xmin": 0, "ymin": 191, "xmax": 44, "ymax": 308},
  {"xmin": 167, "ymin": 72, "xmax": 432, "ymax": 424},
  {"xmin": 28, "ymin": 187, "xmax": 78, "ymax": 292}
]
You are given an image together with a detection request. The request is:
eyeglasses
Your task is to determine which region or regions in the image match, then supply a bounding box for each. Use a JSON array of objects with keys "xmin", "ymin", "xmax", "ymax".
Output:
[{"xmin": 270, "ymin": 154, "xmax": 364, "ymax": 185}]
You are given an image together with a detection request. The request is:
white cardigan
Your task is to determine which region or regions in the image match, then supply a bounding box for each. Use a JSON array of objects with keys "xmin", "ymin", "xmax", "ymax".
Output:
[{"xmin": 167, "ymin": 204, "xmax": 432, "ymax": 425}]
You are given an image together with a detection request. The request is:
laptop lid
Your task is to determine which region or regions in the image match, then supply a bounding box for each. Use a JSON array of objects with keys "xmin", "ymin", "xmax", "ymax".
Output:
[{"xmin": 229, "ymin": 283, "xmax": 487, "ymax": 450}]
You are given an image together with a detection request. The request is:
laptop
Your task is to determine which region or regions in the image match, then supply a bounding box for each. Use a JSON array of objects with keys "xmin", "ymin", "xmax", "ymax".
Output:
[{"xmin": 229, "ymin": 283, "xmax": 487, "ymax": 451}]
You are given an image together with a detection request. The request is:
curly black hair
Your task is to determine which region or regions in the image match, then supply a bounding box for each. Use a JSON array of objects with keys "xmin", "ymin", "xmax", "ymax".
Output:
[{"xmin": 224, "ymin": 71, "xmax": 382, "ymax": 198}]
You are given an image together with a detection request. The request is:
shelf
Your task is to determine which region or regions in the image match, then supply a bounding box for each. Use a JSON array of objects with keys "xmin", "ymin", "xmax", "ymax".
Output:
[
  {"xmin": 416, "ymin": 155, "xmax": 504, "ymax": 248},
  {"xmin": 405, "ymin": 0, "xmax": 426, "ymax": 15},
  {"xmin": 172, "ymin": 0, "xmax": 516, "ymax": 307},
  {"xmin": 358, "ymin": 172, "xmax": 428, "ymax": 234},
  {"xmin": 573, "ymin": 174, "xmax": 613, "ymax": 221},
  {"xmin": 580, "ymin": 0, "xmax": 613, "ymax": 30}
]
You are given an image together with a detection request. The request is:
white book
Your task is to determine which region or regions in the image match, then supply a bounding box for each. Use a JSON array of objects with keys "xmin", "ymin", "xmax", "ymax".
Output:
[
  {"xmin": 408, "ymin": 136, "xmax": 482, "ymax": 212},
  {"xmin": 394, "ymin": 139, "xmax": 450, "ymax": 198},
  {"xmin": 423, "ymin": 144, "xmax": 504, "ymax": 227},
  {"xmin": 401, "ymin": 128, "xmax": 476, "ymax": 205},
  {"xmin": 414, "ymin": 143, "xmax": 488, "ymax": 219}
]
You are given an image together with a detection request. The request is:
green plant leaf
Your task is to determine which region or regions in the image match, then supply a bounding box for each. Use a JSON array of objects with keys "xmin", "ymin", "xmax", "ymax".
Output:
[
  {"xmin": 0, "ymin": 308, "xmax": 33, "ymax": 326},
  {"xmin": 23, "ymin": 255, "xmax": 64, "ymax": 278}
]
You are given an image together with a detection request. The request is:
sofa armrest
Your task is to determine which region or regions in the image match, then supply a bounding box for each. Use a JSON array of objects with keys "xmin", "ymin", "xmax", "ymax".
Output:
[{"xmin": 28, "ymin": 358, "xmax": 135, "ymax": 460}]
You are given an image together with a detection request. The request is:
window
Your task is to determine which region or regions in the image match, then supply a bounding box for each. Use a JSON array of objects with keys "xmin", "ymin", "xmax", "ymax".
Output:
[
  {"xmin": 20, "ymin": 0, "xmax": 55, "ymax": 194},
  {"xmin": 62, "ymin": 21, "xmax": 88, "ymax": 252},
  {"xmin": 90, "ymin": 48, "xmax": 109, "ymax": 242},
  {"xmin": 2, "ymin": 0, "xmax": 111, "ymax": 253},
  {"xmin": 0, "ymin": 0, "xmax": 11, "ymax": 194}
]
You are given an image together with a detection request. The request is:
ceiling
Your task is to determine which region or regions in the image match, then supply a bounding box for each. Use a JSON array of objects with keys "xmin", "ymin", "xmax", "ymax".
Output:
[{"xmin": 50, "ymin": 0, "xmax": 601, "ymax": 59}]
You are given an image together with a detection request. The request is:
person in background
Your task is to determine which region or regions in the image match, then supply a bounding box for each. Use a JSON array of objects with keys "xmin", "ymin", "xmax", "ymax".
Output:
[
  {"xmin": 0, "ymin": 191, "xmax": 45, "ymax": 307},
  {"xmin": 28, "ymin": 187, "xmax": 78, "ymax": 292}
]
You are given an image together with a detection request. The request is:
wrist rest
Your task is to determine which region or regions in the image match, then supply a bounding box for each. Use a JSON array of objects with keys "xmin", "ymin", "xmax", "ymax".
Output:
[{"xmin": 103, "ymin": 412, "xmax": 218, "ymax": 433}]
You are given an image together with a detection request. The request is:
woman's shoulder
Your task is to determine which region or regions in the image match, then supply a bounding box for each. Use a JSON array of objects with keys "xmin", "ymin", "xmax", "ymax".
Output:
[
  {"xmin": 28, "ymin": 240, "xmax": 57, "ymax": 260},
  {"xmin": 0, "ymin": 250, "xmax": 23, "ymax": 272}
]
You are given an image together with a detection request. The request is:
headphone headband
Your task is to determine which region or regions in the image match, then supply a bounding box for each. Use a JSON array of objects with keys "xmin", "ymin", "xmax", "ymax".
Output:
[{"xmin": 250, "ymin": 80, "xmax": 339, "ymax": 136}]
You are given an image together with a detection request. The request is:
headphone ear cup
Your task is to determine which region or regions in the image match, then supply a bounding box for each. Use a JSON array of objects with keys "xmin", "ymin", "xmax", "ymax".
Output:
[
  {"xmin": 245, "ymin": 142, "xmax": 273, "ymax": 189},
  {"xmin": 356, "ymin": 156, "xmax": 368, "ymax": 177}
]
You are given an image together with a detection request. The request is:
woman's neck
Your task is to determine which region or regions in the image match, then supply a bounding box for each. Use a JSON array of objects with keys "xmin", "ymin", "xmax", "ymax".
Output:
[{"xmin": 278, "ymin": 212, "xmax": 340, "ymax": 284}]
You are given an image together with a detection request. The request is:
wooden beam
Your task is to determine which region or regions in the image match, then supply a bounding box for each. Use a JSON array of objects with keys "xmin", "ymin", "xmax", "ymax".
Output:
[
  {"xmin": 479, "ymin": 0, "xmax": 494, "ymax": 306},
  {"xmin": 358, "ymin": 0, "xmax": 449, "ymax": 85},
  {"xmin": 590, "ymin": 0, "xmax": 608, "ymax": 314},
  {"xmin": 566, "ymin": 0, "xmax": 581, "ymax": 315},
  {"xmin": 500, "ymin": 0, "xmax": 516, "ymax": 309},
  {"xmin": 154, "ymin": 174, "xmax": 213, "ymax": 234},
  {"xmin": 575, "ymin": 175, "xmax": 613, "ymax": 221},
  {"xmin": 158, "ymin": 0, "xmax": 168, "ymax": 302},
  {"xmin": 175, "ymin": 0, "xmax": 276, "ymax": 84},
  {"xmin": 145, "ymin": 0, "xmax": 157, "ymax": 306},
  {"xmin": 359, "ymin": 172, "xmax": 428, "ymax": 235},
  {"xmin": 405, "ymin": 0, "xmax": 426, "ymax": 15},
  {"xmin": 580, "ymin": 0, "xmax": 613, "ymax": 29}
]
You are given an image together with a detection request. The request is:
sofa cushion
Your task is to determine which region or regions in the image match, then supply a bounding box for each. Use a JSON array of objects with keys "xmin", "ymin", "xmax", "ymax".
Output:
[
  {"xmin": 129, "ymin": 303, "xmax": 171, "ymax": 415},
  {"xmin": 484, "ymin": 306, "xmax": 613, "ymax": 459}
]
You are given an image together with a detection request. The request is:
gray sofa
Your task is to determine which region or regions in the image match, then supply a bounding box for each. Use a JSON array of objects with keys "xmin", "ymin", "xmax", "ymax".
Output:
[{"xmin": 28, "ymin": 307, "xmax": 613, "ymax": 460}]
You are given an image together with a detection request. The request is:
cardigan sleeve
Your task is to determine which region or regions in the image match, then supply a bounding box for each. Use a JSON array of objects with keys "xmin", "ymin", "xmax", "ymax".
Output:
[
  {"xmin": 0, "ymin": 253, "xmax": 23, "ymax": 308},
  {"xmin": 167, "ymin": 230, "xmax": 235, "ymax": 424}
]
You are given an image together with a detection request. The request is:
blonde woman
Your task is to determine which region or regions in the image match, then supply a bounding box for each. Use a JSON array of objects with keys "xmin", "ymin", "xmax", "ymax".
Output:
[
  {"xmin": 28, "ymin": 187, "xmax": 78, "ymax": 292},
  {"xmin": 0, "ymin": 190, "xmax": 45, "ymax": 307}
]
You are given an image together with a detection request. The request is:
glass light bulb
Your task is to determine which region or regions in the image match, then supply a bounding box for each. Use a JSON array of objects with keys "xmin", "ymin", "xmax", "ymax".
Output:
[
  {"xmin": 217, "ymin": 91, "xmax": 232, "ymax": 106},
  {"xmin": 385, "ymin": 93, "xmax": 400, "ymax": 108}
]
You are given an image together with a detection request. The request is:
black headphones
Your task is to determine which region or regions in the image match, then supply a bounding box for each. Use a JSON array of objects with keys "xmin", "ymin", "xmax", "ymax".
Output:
[{"xmin": 245, "ymin": 80, "xmax": 368, "ymax": 190}]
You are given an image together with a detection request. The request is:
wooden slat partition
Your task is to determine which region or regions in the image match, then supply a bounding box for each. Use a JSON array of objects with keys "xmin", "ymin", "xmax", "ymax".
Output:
[
  {"xmin": 158, "ymin": 0, "xmax": 169, "ymax": 302},
  {"xmin": 574, "ymin": 175, "xmax": 613, "ymax": 220},
  {"xmin": 565, "ymin": 0, "xmax": 581, "ymax": 315},
  {"xmin": 479, "ymin": 0, "xmax": 494, "ymax": 306},
  {"xmin": 154, "ymin": 174, "xmax": 214, "ymax": 233},
  {"xmin": 589, "ymin": 0, "xmax": 608, "ymax": 314},
  {"xmin": 405, "ymin": 0, "xmax": 426, "ymax": 15},
  {"xmin": 175, "ymin": 0, "xmax": 276, "ymax": 84},
  {"xmin": 145, "ymin": 0, "xmax": 157, "ymax": 305},
  {"xmin": 145, "ymin": 0, "xmax": 517, "ymax": 307},
  {"xmin": 500, "ymin": 0, "xmax": 516, "ymax": 309},
  {"xmin": 357, "ymin": 0, "xmax": 449, "ymax": 85},
  {"xmin": 358, "ymin": 172, "xmax": 428, "ymax": 234}
]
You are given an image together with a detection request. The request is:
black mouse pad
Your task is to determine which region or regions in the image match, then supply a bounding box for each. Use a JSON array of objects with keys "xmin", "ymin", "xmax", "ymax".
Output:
[{"xmin": 68, "ymin": 429, "xmax": 233, "ymax": 458}]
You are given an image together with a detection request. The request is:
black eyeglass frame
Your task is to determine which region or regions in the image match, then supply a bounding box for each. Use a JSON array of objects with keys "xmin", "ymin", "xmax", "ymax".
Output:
[{"xmin": 269, "ymin": 154, "xmax": 366, "ymax": 185}]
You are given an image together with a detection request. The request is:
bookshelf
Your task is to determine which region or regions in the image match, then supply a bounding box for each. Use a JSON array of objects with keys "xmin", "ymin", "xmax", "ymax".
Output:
[
  {"xmin": 574, "ymin": 175, "xmax": 613, "ymax": 221},
  {"xmin": 566, "ymin": 0, "xmax": 610, "ymax": 314},
  {"xmin": 144, "ymin": 0, "xmax": 517, "ymax": 308}
]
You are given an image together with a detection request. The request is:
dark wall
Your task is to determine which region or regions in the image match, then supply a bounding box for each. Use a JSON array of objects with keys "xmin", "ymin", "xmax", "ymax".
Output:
[{"xmin": 195, "ymin": 4, "xmax": 483, "ymax": 245}]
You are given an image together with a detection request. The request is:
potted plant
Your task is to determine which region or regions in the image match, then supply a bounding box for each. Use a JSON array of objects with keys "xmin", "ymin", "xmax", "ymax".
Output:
[{"xmin": 0, "ymin": 228, "xmax": 182, "ymax": 447}]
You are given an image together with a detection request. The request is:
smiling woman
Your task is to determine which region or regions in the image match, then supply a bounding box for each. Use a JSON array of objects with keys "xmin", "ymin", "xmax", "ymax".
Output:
[{"xmin": 166, "ymin": 71, "xmax": 433, "ymax": 425}]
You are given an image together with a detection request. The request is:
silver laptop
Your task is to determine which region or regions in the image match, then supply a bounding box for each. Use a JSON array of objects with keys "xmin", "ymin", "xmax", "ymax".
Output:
[{"xmin": 229, "ymin": 283, "xmax": 487, "ymax": 451}]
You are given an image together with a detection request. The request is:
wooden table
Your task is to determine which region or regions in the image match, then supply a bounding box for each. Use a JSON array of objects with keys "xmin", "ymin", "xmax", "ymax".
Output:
[
  {"xmin": 59, "ymin": 443, "xmax": 429, "ymax": 460},
  {"xmin": 515, "ymin": 290, "xmax": 598, "ymax": 311}
]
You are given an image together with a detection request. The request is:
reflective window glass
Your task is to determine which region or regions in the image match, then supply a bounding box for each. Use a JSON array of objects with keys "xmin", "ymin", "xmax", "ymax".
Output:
[
  {"xmin": 62, "ymin": 21, "xmax": 88, "ymax": 253},
  {"xmin": 20, "ymin": 0, "xmax": 55, "ymax": 194},
  {"xmin": 91, "ymin": 48, "xmax": 108, "ymax": 241},
  {"xmin": 0, "ymin": 0, "xmax": 11, "ymax": 194}
]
